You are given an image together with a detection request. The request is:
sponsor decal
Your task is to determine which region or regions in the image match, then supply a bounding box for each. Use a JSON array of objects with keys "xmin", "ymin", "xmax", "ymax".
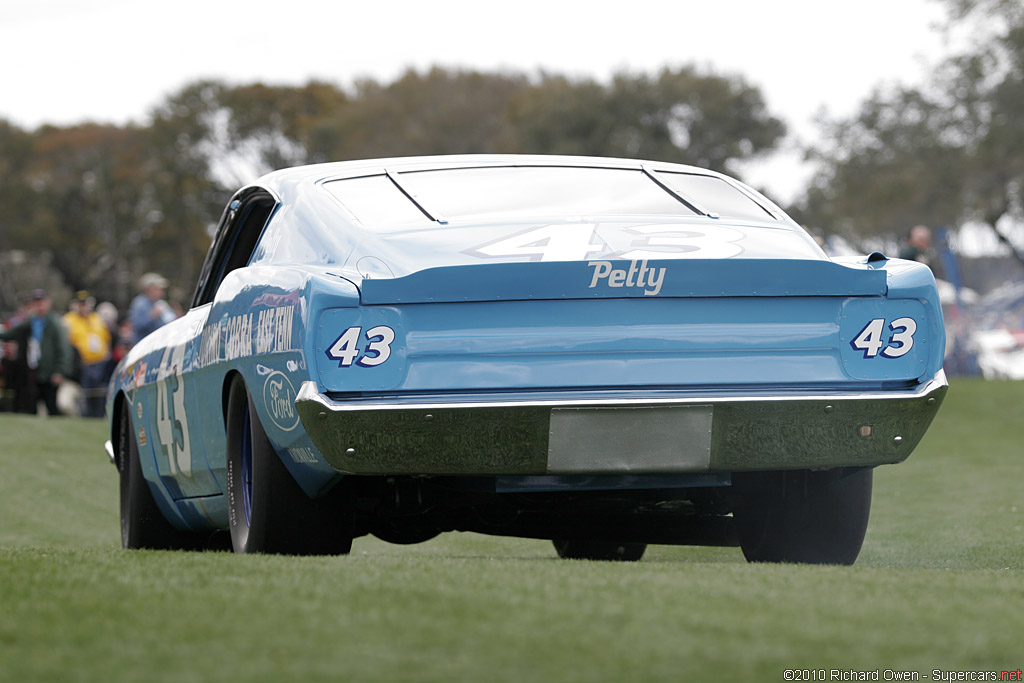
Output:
[
  {"xmin": 224, "ymin": 313, "xmax": 253, "ymax": 361},
  {"xmin": 196, "ymin": 321, "xmax": 221, "ymax": 369},
  {"xmin": 262, "ymin": 370, "xmax": 300, "ymax": 431},
  {"xmin": 188, "ymin": 308, "xmax": 209, "ymax": 336},
  {"xmin": 139, "ymin": 427, "xmax": 147, "ymax": 446},
  {"xmin": 134, "ymin": 362, "xmax": 148, "ymax": 389},
  {"xmin": 195, "ymin": 304, "xmax": 296, "ymax": 370},
  {"xmin": 288, "ymin": 447, "xmax": 319, "ymax": 464},
  {"xmin": 252, "ymin": 291, "xmax": 300, "ymax": 309},
  {"xmin": 255, "ymin": 305, "xmax": 294, "ymax": 354},
  {"xmin": 588, "ymin": 259, "xmax": 666, "ymax": 296}
]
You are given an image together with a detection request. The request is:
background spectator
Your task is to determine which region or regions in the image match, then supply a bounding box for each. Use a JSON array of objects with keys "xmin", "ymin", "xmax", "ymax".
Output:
[
  {"xmin": 95, "ymin": 302, "xmax": 118, "ymax": 335},
  {"xmin": 112, "ymin": 318, "xmax": 134, "ymax": 367},
  {"xmin": 63, "ymin": 291, "xmax": 112, "ymax": 418},
  {"xmin": 128, "ymin": 273, "xmax": 176, "ymax": 344},
  {"xmin": 1, "ymin": 297, "xmax": 34, "ymax": 413},
  {"xmin": 898, "ymin": 225, "xmax": 932, "ymax": 264},
  {"xmin": 0, "ymin": 289, "xmax": 73, "ymax": 416}
]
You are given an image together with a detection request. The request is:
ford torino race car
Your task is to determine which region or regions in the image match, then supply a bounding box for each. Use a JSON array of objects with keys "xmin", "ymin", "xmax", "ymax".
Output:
[{"xmin": 105, "ymin": 155, "xmax": 947, "ymax": 564}]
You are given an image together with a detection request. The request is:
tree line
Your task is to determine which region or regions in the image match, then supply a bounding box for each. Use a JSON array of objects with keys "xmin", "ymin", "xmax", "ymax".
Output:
[
  {"xmin": 0, "ymin": 66, "xmax": 784, "ymax": 312},
  {"xmin": 792, "ymin": 0, "xmax": 1024, "ymax": 265},
  {"xmin": 1, "ymin": 0, "xmax": 1021, "ymax": 313}
]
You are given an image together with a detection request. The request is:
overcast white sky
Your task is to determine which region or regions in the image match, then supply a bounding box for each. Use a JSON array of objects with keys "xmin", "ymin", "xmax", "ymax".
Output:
[{"xmin": 1, "ymin": 0, "xmax": 954, "ymax": 201}]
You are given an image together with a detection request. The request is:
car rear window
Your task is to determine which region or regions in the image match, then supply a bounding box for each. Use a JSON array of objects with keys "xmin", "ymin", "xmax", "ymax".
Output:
[
  {"xmin": 323, "ymin": 165, "xmax": 774, "ymax": 228},
  {"xmin": 323, "ymin": 174, "xmax": 432, "ymax": 227},
  {"xmin": 654, "ymin": 171, "xmax": 775, "ymax": 221}
]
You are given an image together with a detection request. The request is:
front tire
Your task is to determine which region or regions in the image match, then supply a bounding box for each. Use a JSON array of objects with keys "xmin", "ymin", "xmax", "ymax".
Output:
[
  {"xmin": 733, "ymin": 467, "xmax": 873, "ymax": 565},
  {"xmin": 225, "ymin": 375, "xmax": 353, "ymax": 555}
]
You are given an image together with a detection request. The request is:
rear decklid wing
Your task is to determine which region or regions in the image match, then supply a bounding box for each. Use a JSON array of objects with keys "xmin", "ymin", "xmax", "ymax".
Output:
[{"xmin": 358, "ymin": 259, "xmax": 887, "ymax": 304}]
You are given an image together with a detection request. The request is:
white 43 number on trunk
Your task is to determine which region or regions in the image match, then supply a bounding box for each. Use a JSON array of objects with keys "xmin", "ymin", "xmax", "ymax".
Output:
[
  {"xmin": 326, "ymin": 325, "xmax": 396, "ymax": 367},
  {"xmin": 851, "ymin": 317, "xmax": 917, "ymax": 358}
]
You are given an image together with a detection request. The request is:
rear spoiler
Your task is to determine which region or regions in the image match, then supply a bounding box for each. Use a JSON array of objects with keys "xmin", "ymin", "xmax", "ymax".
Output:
[{"xmin": 358, "ymin": 259, "xmax": 887, "ymax": 304}]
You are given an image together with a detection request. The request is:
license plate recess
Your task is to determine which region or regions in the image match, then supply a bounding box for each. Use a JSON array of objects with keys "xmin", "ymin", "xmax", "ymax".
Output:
[{"xmin": 547, "ymin": 405, "xmax": 713, "ymax": 473}]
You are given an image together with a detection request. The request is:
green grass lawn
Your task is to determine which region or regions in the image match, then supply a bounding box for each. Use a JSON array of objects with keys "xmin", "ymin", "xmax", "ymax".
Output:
[{"xmin": 1, "ymin": 378, "xmax": 1021, "ymax": 682}]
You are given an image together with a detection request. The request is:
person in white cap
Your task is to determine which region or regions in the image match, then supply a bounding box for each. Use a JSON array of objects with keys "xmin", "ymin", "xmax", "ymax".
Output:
[{"xmin": 128, "ymin": 273, "xmax": 175, "ymax": 344}]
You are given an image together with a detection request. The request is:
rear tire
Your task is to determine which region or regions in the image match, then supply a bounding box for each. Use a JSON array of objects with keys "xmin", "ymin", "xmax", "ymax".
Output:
[
  {"xmin": 734, "ymin": 467, "xmax": 872, "ymax": 565},
  {"xmin": 118, "ymin": 402, "xmax": 203, "ymax": 550},
  {"xmin": 226, "ymin": 375, "xmax": 353, "ymax": 555},
  {"xmin": 552, "ymin": 540, "xmax": 647, "ymax": 562}
]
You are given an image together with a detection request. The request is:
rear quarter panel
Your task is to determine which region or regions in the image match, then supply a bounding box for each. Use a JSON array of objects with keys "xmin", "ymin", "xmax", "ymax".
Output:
[{"xmin": 108, "ymin": 265, "xmax": 360, "ymax": 531}]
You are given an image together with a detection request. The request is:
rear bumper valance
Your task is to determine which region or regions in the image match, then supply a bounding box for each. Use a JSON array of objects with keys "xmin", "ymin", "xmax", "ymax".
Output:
[{"xmin": 295, "ymin": 373, "xmax": 948, "ymax": 476}]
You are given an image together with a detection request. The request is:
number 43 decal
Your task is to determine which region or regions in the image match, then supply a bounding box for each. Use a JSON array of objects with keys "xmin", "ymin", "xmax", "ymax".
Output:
[
  {"xmin": 326, "ymin": 325, "xmax": 396, "ymax": 367},
  {"xmin": 851, "ymin": 317, "xmax": 918, "ymax": 358}
]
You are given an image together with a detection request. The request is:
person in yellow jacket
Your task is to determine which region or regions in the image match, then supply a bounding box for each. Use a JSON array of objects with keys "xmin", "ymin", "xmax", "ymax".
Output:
[{"xmin": 63, "ymin": 291, "xmax": 112, "ymax": 418}]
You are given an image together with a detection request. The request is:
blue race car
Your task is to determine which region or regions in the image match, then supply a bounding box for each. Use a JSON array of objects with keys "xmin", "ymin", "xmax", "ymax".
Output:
[{"xmin": 105, "ymin": 155, "xmax": 947, "ymax": 564}]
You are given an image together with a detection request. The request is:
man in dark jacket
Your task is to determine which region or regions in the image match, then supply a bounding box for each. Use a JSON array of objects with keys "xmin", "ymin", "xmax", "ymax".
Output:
[
  {"xmin": 0, "ymin": 290, "xmax": 73, "ymax": 416},
  {"xmin": 1, "ymin": 298, "xmax": 33, "ymax": 412}
]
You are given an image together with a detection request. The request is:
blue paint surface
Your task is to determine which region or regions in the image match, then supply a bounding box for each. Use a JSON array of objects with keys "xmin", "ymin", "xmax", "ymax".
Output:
[{"xmin": 105, "ymin": 156, "xmax": 946, "ymax": 533}]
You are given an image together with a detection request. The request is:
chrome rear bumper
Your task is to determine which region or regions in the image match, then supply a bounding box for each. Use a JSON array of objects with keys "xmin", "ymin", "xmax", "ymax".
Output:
[{"xmin": 295, "ymin": 372, "xmax": 948, "ymax": 476}]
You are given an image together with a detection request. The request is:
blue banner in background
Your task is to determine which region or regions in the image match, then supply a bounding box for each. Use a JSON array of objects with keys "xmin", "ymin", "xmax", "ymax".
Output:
[{"xmin": 935, "ymin": 226, "xmax": 963, "ymax": 307}]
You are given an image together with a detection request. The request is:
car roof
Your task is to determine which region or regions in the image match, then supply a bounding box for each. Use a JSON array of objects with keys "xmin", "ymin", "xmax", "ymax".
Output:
[
  {"xmin": 255, "ymin": 154, "xmax": 754, "ymax": 200},
  {"xmin": 237, "ymin": 155, "xmax": 824, "ymax": 277},
  {"xmin": 262, "ymin": 153, "xmax": 715, "ymax": 179}
]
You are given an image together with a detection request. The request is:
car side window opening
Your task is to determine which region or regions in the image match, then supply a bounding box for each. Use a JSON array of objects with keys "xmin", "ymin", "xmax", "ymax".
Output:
[{"xmin": 192, "ymin": 192, "xmax": 277, "ymax": 306}]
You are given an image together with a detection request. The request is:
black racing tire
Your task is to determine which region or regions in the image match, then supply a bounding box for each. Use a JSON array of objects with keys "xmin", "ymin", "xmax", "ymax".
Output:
[
  {"xmin": 118, "ymin": 401, "xmax": 204, "ymax": 550},
  {"xmin": 225, "ymin": 375, "xmax": 353, "ymax": 555},
  {"xmin": 733, "ymin": 467, "xmax": 873, "ymax": 566},
  {"xmin": 552, "ymin": 539, "xmax": 647, "ymax": 562}
]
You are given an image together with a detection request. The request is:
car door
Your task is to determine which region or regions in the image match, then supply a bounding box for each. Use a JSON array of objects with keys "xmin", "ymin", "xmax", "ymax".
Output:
[
  {"xmin": 186, "ymin": 188, "xmax": 280, "ymax": 491},
  {"xmin": 145, "ymin": 306, "xmax": 221, "ymax": 499},
  {"xmin": 138, "ymin": 187, "xmax": 279, "ymax": 500}
]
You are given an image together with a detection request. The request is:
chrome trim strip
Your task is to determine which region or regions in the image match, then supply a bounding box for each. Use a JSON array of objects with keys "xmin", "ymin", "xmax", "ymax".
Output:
[{"xmin": 296, "ymin": 370, "xmax": 947, "ymax": 414}]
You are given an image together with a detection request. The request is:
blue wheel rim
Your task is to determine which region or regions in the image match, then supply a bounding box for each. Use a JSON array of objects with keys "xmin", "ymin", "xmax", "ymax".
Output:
[{"xmin": 240, "ymin": 403, "xmax": 253, "ymax": 527}]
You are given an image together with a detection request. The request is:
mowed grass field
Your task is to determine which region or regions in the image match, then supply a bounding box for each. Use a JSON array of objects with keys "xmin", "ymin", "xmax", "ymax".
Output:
[{"xmin": 1, "ymin": 379, "xmax": 1021, "ymax": 682}]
